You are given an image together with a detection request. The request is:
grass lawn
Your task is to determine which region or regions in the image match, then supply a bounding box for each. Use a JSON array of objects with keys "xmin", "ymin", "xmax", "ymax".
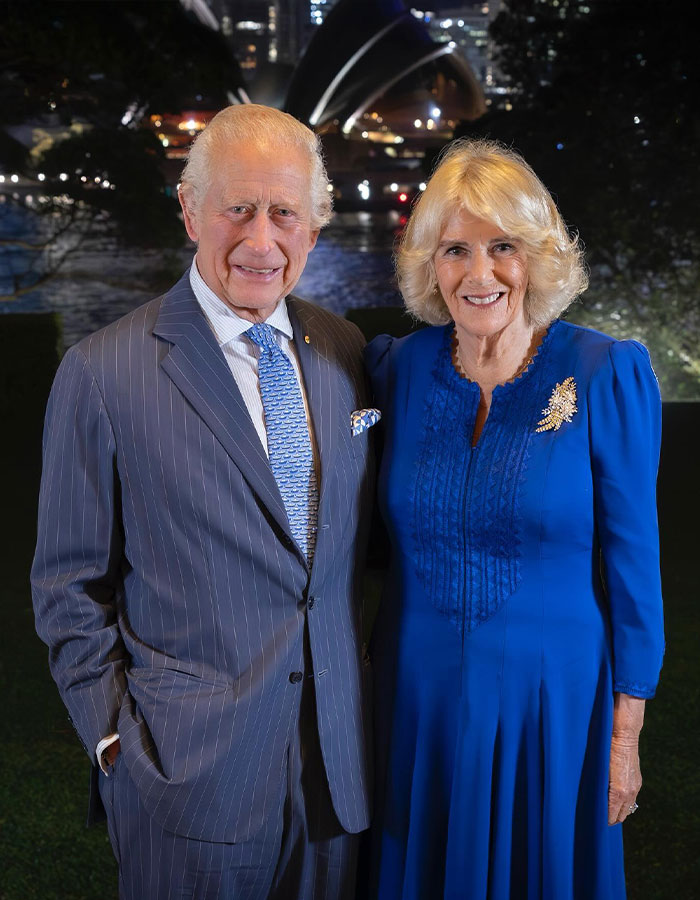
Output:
[{"xmin": 0, "ymin": 319, "xmax": 697, "ymax": 899}]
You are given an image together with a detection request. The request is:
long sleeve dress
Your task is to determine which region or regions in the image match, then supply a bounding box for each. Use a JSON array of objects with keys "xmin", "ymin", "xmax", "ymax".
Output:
[{"xmin": 365, "ymin": 319, "xmax": 665, "ymax": 900}]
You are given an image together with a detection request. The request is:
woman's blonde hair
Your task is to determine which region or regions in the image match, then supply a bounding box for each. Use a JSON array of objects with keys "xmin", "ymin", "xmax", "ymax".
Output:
[{"xmin": 397, "ymin": 139, "xmax": 588, "ymax": 327}]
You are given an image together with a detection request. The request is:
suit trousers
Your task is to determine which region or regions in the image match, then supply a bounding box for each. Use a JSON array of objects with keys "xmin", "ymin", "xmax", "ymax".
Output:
[{"xmin": 99, "ymin": 657, "xmax": 360, "ymax": 900}]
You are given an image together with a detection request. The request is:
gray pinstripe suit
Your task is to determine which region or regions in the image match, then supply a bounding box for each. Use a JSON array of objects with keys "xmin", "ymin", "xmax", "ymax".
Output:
[{"xmin": 31, "ymin": 272, "xmax": 374, "ymax": 859}]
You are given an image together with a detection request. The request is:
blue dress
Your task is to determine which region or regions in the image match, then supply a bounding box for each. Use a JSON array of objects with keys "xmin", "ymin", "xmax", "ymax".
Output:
[{"xmin": 365, "ymin": 320, "xmax": 664, "ymax": 900}]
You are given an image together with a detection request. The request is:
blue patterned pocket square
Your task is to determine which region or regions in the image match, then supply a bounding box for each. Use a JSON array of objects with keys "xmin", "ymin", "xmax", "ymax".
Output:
[{"xmin": 351, "ymin": 408, "xmax": 382, "ymax": 436}]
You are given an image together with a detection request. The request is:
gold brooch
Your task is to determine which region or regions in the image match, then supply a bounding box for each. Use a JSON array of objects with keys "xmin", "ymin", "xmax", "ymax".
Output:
[{"xmin": 535, "ymin": 377, "xmax": 578, "ymax": 432}]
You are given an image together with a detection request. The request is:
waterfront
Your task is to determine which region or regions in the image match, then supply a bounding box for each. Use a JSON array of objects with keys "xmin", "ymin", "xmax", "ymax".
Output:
[
  {"xmin": 0, "ymin": 211, "xmax": 402, "ymax": 348},
  {"xmin": 1, "ymin": 207, "xmax": 698, "ymax": 399}
]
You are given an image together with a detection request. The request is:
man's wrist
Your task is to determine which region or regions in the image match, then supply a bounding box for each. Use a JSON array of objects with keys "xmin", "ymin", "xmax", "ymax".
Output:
[{"xmin": 96, "ymin": 733, "xmax": 120, "ymax": 774}]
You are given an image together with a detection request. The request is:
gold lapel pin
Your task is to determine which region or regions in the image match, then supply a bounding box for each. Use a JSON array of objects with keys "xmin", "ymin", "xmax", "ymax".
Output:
[{"xmin": 304, "ymin": 335, "xmax": 310, "ymax": 344}]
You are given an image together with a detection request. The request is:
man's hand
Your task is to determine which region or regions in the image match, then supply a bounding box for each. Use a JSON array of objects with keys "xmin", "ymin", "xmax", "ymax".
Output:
[
  {"xmin": 104, "ymin": 738, "xmax": 121, "ymax": 767},
  {"xmin": 608, "ymin": 694, "xmax": 645, "ymax": 825}
]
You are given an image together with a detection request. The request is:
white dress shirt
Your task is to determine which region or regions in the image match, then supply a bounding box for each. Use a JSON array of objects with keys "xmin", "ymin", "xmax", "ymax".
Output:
[{"xmin": 189, "ymin": 257, "xmax": 318, "ymax": 462}]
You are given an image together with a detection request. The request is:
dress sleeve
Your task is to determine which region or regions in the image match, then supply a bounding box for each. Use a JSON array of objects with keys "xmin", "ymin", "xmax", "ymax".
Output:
[
  {"xmin": 363, "ymin": 333, "xmax": 395, "ymax": 412},
  {"xmin": 588, "ymin": 339, "xmax": 665, "ymax": 698}
]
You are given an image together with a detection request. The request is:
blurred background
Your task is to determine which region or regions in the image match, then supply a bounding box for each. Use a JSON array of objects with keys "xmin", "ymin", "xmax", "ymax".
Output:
[{"xmin": 0, "ymin": 1, "xmax": 698, "ymax": 897}]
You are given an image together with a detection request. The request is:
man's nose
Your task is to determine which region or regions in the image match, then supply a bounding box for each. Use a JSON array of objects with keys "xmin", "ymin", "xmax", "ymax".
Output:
[{"xmin": 243, "ymin": 213, "xmax": 273, "ymax": 254}]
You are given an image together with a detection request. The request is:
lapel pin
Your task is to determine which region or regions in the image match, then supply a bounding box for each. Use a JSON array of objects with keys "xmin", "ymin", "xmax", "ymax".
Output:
[{"xmin": 304, "ymin": 335, "xmax": 310, "ymax": 344}]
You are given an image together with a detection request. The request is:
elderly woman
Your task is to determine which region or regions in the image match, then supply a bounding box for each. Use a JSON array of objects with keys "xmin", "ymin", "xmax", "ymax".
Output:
[{"xmin": 365, "ymin": 140, "xmax": 664, "ymax": 899}]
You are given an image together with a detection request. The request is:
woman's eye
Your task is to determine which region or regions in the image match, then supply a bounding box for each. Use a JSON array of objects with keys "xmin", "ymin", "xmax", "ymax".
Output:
[
  {"xmin": 493, "ymin": 242, "xmax": 515, "ymax": 253},
  {"xmin": 445, "ymin": 245, "xmax": 465, "ymax": 256}
]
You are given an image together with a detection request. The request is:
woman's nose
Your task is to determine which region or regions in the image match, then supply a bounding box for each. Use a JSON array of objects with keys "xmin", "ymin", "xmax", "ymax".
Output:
[{"xmin": 467, "ymin": 248, "xmax": 494, "ymax": 282}]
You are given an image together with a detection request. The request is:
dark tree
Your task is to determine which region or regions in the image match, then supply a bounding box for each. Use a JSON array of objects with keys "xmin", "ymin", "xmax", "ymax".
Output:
[
  {"xmin": 458, "ymin": 0, "xmax": 700, "ymax": 396},
  {"xmin": 0, "ymin": 0, "xmax": 237, "ymax": 127},
  {"xmin": 0, "ymin": 0, "xmax": 238, "ymax": 299}
]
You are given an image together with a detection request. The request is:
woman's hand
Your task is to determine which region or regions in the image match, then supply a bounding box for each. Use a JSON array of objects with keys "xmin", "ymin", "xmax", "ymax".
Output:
[{"xmin": 608, "ymin": 693, "xmax": 645, "ymax": 825}]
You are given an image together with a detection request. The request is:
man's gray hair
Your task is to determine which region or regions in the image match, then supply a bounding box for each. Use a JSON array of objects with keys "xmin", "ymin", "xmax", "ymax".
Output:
[{"xmin": 179, "ymin": 104, "xmax": 333, "ymax": 229}]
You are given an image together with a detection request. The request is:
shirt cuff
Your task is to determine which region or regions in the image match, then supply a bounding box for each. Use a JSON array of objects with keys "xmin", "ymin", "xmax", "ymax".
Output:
[{"xmin": 96, "ymin": 733, "xmax": 120, "ymax": 775}]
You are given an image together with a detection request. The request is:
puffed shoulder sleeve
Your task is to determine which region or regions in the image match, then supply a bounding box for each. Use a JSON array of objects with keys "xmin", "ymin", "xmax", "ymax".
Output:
[
  {"xmin": 363, "ymin": 333, "xmax": 395, "ymax": 411},
  {"xmin": 588, "ymin": 339, "xmax": 664, "ymax": 698}
]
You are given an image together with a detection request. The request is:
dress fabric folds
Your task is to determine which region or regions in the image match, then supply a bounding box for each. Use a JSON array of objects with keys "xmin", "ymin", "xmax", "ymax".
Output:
[{"xmin": 365, "ymin": 320, "xmax": 664, "ymax": 900}]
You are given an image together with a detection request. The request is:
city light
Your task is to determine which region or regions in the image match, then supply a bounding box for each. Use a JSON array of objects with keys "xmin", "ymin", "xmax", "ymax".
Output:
[
  {"xmin": 0, "ymin": 175, "xmax": 5, "ymax": 183},
  {"xmin": 358, "ymin": 181, "xmax": 370, "ymax": 201},
  {"xmin": 59, "ymin": 173, "xmax": 68, "ymax": 181},
  {"xmin": 38, "ymin": 173, "xmax": 46, "ymax": 181},
  {"xmin": 11, "ymin": 174, "xmax": 19, "ymax": 183},
  {"xmin": 419, "ymin": 182, "xmax": 427, "ymax": 191},
  {"xmin": 414, "ymin": 119, "xmax": 422, "ymax": 128},
  {"xmin": 431, "ymin": 106, "xmax": 441, "ymax": 118},
  {"xmin": 390, "ymin": 183, "xmax": 398, "ymax": 192},
  {"xmin": 398, "ymin": 192, "xmax": 408, "ymax": 203}
]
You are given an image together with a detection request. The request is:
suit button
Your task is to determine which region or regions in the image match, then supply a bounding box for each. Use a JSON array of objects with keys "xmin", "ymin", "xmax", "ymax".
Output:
[
  {"xmin": 308, "ymin": 596, "xmax": 316, "ymax": 609},
  {"xmin": 289, "ymin": 671, "xmax": 303, "ymax": 684}
]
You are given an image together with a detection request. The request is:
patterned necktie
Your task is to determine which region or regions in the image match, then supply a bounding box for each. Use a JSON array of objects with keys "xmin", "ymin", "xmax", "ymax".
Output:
[{"xmin": 246, "ymin": 322, "xmax": 318, "ymax": 562}]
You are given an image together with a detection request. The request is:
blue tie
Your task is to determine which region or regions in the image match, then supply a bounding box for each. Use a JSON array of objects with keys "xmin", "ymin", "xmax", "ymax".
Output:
[{"xmin": 246, "ymin": 323, "xmax": 318, "ymax": 562}]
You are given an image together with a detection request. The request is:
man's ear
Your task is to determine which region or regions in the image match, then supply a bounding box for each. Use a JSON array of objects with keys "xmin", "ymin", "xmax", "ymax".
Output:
[{"xmin": 178, "ymin": 187, "xmax": 199, "ymax": 243}]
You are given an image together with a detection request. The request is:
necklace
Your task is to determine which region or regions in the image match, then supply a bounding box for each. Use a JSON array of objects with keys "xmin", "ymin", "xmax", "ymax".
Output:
[{"xmin": 451, "ymin": 328, "xmax": 535, "ymax": 385}]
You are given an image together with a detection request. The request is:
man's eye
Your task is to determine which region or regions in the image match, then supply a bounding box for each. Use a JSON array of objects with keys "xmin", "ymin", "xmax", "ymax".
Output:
[
  {"xmin": 229, "ymin": 206, "xmax": 247, "ymax": 215},
  {"xmin": 275, "ymin": 208, "xmax": 293, "ymax": 217}
]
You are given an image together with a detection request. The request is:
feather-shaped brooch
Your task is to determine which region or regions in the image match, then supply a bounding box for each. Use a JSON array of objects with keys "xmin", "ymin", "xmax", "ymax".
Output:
[{"xmin": 535, "ymin": 377, "xmax": 578, "ymax": 433}]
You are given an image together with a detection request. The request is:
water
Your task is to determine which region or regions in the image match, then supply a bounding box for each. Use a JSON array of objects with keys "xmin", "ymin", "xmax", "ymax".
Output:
[
  {"xmin": 1, "ymin": 205, "xmax": 698, "ymax": 397},
  {"xmin": 0, "ymin": 209, "xmax": 403, "ymax": 348}
]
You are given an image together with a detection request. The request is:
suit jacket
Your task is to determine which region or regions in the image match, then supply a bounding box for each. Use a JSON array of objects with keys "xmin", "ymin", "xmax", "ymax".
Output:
[{"xmin": 31, "ymin": 271, "xmax": 374, "ymax": 842}]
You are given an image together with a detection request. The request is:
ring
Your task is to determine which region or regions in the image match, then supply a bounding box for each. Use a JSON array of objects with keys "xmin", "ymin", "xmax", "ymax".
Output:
[{"xmin": 628, "ymin": 802, "xmax": 639, "ymax": 814}]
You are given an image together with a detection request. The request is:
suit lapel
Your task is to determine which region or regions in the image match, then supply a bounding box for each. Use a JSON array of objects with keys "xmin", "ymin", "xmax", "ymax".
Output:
[
  {"xmin": 152, "ymin": 274, "xmax": 292, "ymax": 544},
  {"xmin": 288, "ymin": 298, "xmax": 341, "ymax": 511}
]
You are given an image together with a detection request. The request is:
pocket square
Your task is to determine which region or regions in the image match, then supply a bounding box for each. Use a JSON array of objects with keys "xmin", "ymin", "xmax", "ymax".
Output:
[{"xmin": 351, "ymin": 408, "xmax": 382, "ymax": 436}]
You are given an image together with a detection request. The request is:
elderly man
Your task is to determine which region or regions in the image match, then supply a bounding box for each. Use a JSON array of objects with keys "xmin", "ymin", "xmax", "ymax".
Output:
[{"xmin": 31, "ymin": 105, "xmax": 374, "ymax": 900}]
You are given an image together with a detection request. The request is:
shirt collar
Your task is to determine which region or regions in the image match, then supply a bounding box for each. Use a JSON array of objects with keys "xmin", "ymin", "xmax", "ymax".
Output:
[{"xmin": 189, "ymin": 256, "xmax": 294, "ymax": 346}]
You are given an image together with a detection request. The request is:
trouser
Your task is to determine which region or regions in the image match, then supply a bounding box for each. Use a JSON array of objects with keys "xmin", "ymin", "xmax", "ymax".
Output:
[{"xmin": 99, "ymin": 672, "xmax": 360, "ymax": 900}]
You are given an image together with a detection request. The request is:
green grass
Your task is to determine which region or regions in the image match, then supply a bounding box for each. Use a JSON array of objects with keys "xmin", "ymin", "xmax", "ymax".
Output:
[
  {"xmin": 0, "ymin": 456, "xmax": 118, "ymax": 899},
  {"xmin": 1, "ymin": 317, "xmax": 697, "ymax": 899}
]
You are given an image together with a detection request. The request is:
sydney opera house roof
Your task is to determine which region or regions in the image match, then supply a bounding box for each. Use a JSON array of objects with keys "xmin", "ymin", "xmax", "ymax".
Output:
[{"xmin": 284, "ymin": 0, "xmax": 485, "ymax": 139}]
